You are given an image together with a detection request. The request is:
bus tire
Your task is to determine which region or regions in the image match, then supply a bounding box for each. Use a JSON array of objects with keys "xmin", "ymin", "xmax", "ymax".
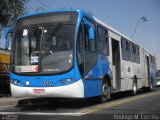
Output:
[
  {"xmin": 132, "ymin": 78, "xmax": 137, "ymax": 96},
  {"xmin": 148, "ymin": 79, "xmax": 153, "ymax": 92},
  {"xmin": 149, "ymin": 83, "xmax": 153, "ymax": 91},
  {"xmin": 100, "ymin": 80, "xmax": 111, "ymax": 103}
]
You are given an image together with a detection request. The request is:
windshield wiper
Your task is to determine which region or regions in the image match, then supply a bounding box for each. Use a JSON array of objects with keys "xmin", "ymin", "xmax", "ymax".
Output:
[
  {"xmin": 46, "ymin": 22, "xmax": 62, "ymax": 41},
  {"xmin": 28, "ymin": 26, "xmax": 36, "ymax": 39}
]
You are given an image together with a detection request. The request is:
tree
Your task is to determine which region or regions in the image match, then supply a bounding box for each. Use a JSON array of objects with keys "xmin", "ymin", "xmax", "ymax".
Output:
[{"xmin": 0, "ymin": 0, "xmax": 28, "ymax": 29}]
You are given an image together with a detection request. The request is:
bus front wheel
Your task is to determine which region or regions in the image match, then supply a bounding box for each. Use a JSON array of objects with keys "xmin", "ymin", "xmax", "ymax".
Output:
[{"xmin": 100, "ymin": 80, "xmax": 111, "ymax": 103}]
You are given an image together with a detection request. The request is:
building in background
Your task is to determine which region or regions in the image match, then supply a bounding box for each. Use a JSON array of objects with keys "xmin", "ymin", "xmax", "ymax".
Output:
[
  {"xmin": 156, "ymin": 56, "xmax": 160, "ymax": 70},
  {"xmin": 0, "ymin": 27, "xmax": 12, "ymax": 93}
]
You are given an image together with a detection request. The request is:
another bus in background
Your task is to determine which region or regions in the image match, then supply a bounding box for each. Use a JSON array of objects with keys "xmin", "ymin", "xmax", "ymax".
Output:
[
  {"xmin": 156, "ymin": 70, "xmax": 160, "ymax": 86},
  {"xmin": 0, "ymin": 27, "xmax": 12, "ymax": 93}
]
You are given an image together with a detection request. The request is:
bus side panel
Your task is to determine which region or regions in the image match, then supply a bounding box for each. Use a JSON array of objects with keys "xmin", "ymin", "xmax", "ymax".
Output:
[
  {"xmin": 84, "ymin": 80, "xmax": 102, "ymax": 97},
  {"xmin": 84, "ymin": 55, "xmax": 111, "ymax": 97}
]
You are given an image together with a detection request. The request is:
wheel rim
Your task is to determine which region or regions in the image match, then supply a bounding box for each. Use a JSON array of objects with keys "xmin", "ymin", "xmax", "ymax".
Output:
[
  {"xmin": 102, "ymin": 83, "xmax": 108, "ymax": 96},
  {"xmin": 150, "ymin": 84, "xmax": 153, "ymax": 90},
  {"xmin": 133, "ymin": 83, "xmax": 137, "ymax": 94}
]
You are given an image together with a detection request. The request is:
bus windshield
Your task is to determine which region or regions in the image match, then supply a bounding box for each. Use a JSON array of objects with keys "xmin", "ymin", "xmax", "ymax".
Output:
[{"xmin": 12, "ymin": 12, "xmax": 77, "ymax": 74}]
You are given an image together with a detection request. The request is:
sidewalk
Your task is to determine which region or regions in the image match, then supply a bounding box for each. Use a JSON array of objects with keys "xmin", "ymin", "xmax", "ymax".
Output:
[
  {"xmin": 0, "ymin": 93, "xmax": 33, "ymax": 108},
  {"xmin": 0, "ymin": 95, "xmax": 47, "ymax": 108},
  {"xmin": 0, "ymin": 96, "xmax": 22, "ymax": 108}
]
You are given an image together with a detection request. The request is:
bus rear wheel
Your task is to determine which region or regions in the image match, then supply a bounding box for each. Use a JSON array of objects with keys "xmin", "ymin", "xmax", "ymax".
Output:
[
  {"xmin": 131, "ymin": 78, "xmax": 137, "ymax": 96},
  {"xmin": 148, "ymin": 79, "xmax": 153, "ymax": 92},
  {"xmin": 146, "ymin": 82, "xmax": 153, "ymax": 92},
  {"xmin": 149, "ymin": 84, "xmax": 153, "ymax": 91}
]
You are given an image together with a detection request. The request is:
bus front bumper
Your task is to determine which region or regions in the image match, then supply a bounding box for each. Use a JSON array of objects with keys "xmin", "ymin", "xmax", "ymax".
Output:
[{"xmin": 10, "ymin": 79, "xmax": 84, "ymax": 98}]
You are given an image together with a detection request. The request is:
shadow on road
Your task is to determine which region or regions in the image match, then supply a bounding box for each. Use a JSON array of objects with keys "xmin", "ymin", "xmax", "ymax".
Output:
[{"xmin": 15, "ymin": 88, "xmax": 156, "ymax": 112}]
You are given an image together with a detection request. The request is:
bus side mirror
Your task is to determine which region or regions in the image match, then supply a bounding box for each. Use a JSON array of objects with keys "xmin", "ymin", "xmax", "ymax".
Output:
[
  {"xmin": 89, "ymin": 26, "xmax": 95, "ymax": 40},
  {"xmin": 83, "ymin": 18, "xmax": 95, "ymax": 40}
]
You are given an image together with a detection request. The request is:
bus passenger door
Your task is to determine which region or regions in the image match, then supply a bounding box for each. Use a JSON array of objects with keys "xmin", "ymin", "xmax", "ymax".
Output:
[
  {"xmin": 145, "ymin": 55, "xmax": 151, "ymax": 86},
  {"xmin": 111, "ymin": 38, "xmax": 121, "ymax": 90},
  {"xmin": 77, "ymin": 24, "xmax": 85, "ymax": 76},
  {"xmin": 82, "ymin": 19, "xmax": 97, "ymax": 77},
  {"xmin": 76, "ymin": 19, "xmax": 96, "ymax": 77},
  {"xmin": 81, "ymin": 18, "xmax": 99, "ymax": 97}
]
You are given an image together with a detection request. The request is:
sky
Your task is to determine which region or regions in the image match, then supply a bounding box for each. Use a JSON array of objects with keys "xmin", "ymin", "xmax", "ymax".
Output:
[{"xmin": 1, "ymin": 0, "xmax": 159, "ymax": 58}]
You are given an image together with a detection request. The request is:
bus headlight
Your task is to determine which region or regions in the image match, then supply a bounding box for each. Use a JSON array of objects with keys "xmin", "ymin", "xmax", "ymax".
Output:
[
  {"xmin": 26, "ymin": 81, "xmax": 30, "ymax": 86},
  {"xmin": 11, "ymin": 79, "xmax": 21, "ymax": 86},
  {"xmin": 13, "ymin": 80, "xmax": 17, "ymax": 85},
  {"xmin": 66, "ymin": 78, "xmax": 71, "ymax": 84},
  {"xmin": 60, "ymin": 78, "xmax": 74, "ymax": 85},
  {"xmin": 17, "ymin": 80, "xmax": 21, "ymax": 86},
  {"xmin": 60, "ymin": 80, "xmax": 65, "ymax": 84}
]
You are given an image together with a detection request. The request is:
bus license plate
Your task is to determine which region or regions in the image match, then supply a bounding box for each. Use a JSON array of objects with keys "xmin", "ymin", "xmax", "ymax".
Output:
[{"xmin": 33, "ymin": 89, "xmax": 45, "ymax": 94}]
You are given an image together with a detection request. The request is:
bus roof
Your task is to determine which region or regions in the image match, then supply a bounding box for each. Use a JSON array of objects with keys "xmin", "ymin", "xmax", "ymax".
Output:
[{"xmin": 93, "ymin": 17, "xmax": 133, "ymax": 42}]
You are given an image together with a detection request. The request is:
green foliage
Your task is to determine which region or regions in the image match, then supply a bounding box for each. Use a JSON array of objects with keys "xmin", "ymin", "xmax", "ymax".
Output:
[{"xmin": 0, "ymin": 0, "xmax": 28, "ymax": 28}]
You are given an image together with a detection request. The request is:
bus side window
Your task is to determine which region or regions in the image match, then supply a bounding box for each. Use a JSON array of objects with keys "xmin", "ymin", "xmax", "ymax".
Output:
[
  {"xmin": 84, "ymin": 26, "xmax": 89, "ymax": 50},
  {"xmin": 136, "ymin": 45, "xmax": 140, "ymax": 64},
  {"xmin": 121, "ymin": 38, "xmax": 130, "ymax": 61},
  {"xmin": 130, "ymin": 42, "xmax": 135, "ymax": 63},
  {"xmin": 98, "ymin": 26, "xmax": 109, "ymax": 55}
]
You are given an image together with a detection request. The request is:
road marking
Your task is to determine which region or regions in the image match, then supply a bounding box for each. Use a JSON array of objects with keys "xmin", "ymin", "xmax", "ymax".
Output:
[
  {"xmin": 80, "ymin": 91, "xmax": 160, "ymax": 115},
  {"xmin": 0, "ymin": 105, "xmax": 16, "ymax": 110}
]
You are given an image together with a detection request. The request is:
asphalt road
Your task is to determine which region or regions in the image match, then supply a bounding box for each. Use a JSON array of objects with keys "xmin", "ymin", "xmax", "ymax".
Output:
[{"xmin": 0, "ymin": 87, "xmax": 160, "ymax": 120}]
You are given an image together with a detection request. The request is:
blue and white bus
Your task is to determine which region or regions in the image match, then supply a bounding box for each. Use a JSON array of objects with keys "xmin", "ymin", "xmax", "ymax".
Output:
[{"xmin": 9, "ymin": 10, "xmax": 156, "ymax": 102}]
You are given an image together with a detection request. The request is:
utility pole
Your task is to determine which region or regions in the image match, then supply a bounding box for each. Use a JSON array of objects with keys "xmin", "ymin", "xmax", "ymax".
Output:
[{"xmin": 131, "ymin": 16, "xmax": 148, "ymax": 39}]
